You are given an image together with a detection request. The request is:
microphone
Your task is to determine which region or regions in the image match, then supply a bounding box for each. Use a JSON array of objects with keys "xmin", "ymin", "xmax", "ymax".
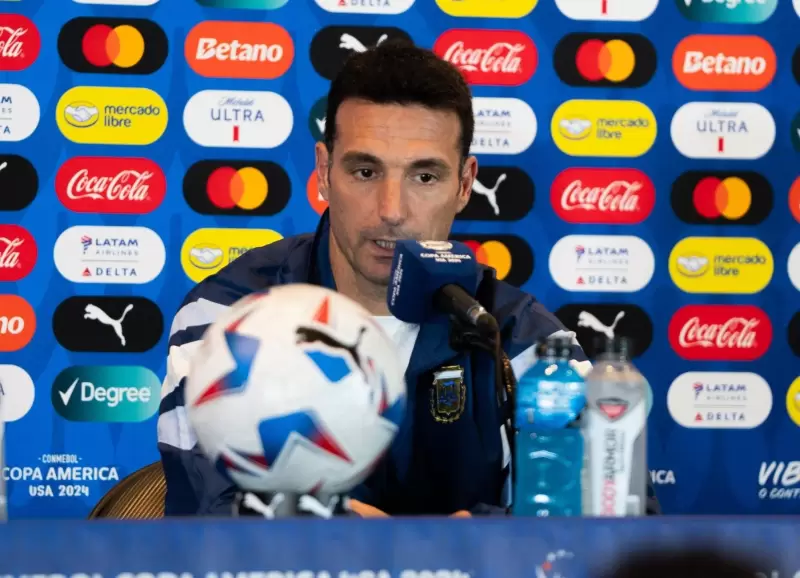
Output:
[{"xmin": 387, "ymin": 240, "xmax": 499, "ymax": 334}]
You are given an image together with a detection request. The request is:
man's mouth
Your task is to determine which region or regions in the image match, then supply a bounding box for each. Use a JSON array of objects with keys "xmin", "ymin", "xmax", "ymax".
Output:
[{"xmin": 374, "ymin": 240, "xmax": 397, "ymax": 250}]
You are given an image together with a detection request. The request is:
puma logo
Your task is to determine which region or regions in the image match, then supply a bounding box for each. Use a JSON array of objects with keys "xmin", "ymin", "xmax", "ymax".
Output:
[
  {"xmin": 84, "ymin": 303, "xmax": 133, "ymax": 346},
  {"xmin": 472, "ymin": 173, "xmax": 507, "ymax": 216},
  {"xmin": 295, "ymin": 326, "xmax": 367, "ymax": 376},
  {"xmin": 339, "ymin": 32, "xmax": 388, "ymax": 53},
  {"xmin": 577, "ymin": 310, "xmax": 625, "ymax": 339}
]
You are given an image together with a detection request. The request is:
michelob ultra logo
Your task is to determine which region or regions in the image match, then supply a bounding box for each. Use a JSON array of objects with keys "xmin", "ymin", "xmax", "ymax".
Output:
[
  {"xmin": 669, "ymin": 236, "xmax": 773, "ymax": 294},
  {"xmin": 56, "ymin": 86, "xmax": 167, "ymax": 145},
  {"xmin": 551, "ymin": 99, "xmax": 656, "ymax": 157},
  {"xmin": 436, "ymin": 0, "xmax": 537, "ymax": 18},
  {"xmin": 181, "ymin": 228, "xmax": 283, "ymax": 283}
]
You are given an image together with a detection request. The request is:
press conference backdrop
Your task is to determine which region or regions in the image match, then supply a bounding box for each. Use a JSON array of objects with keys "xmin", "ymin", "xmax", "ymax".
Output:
[{"xmin": 0, "ymin": 0, "xmax": 799, "ymax": 519}]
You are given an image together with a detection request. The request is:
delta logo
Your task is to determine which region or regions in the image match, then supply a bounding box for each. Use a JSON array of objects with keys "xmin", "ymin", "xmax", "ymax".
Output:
[
  {"xmin": 0, "ymin": 224, "xmax": 37, "ymax": 282},
  {"xmin": 551, "ymin": 99, "xmax": 656, "ymax": 157},
  {"xmin": 668, "ymin": 304, "xmax": 772, "ymax": 361},
  {"xmin": 315, "ymin": 0, "xmax": 415, "ymax": 14},
  {"xmin": 553, "ymin": 33, "xmax": 656, "ymax": 88},
  {"xmin": 673, "ymin": 35, "xmax": 776, "ymax": 91},
  {"xmin": 57, "ymin": 17, "xmax": 168, "ymax": 75},
  {"xmin": 56, "ymin": 86, "xmax": 168, "ymax": 146},
  {"xmin": 183, "ymin": 160, "xmax": 291, "ymax": 217},
  {"xmin": 0, "ymin": 14, "xmax": 40, "ymax": 71},
  {"xmin": 471, "ymin": 97, "xmax": 537, "ymax": 155},
  {"xmin": 182, "ymin": 228, "xmax": 284, "ymax": 283},
  {"xmin": 675, "ymin": 0, "xmax": 777, "ymax": 24},
  {"xmin": 555, "ymin": 0, "xmax": 658, "ymax": 21},
  {"xmin": 669, "ymin": 236, "xmax": 773, "ymax": 294},
  {"xmin": 0, "ymin": 294, "xmax": 35, "ymax": 352},
  {"xmin": 436, "ymin": 0, "xmax": 537, "ymax": 18},
  {"xmin": 433, "ymin": 29, "xmax": 537, "ymax": 87},
  {"xmin": 185, "ymin": 21, "xmax": 294, "ymax": 80},
  {"xmin": 671, "ymin": 171, "xmax": 772, "ymax": 225},
  {"xmin": 671, "ymin": 102, "xmax": 775, "ymax": 160},
  {"xmin": 55, "ymin": 157, "xmax": 167, "ymax": 214},
  {"xmin": 448, "ymin": 234, "xmax": 533, "ymax": 287},
  {"xmin": 551, "ymin": 168, "xmax": 655, "ymax": 224}
]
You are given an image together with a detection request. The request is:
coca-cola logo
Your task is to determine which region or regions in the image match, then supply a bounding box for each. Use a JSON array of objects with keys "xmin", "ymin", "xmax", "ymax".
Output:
[
  {"xmin": 0, "ymin": 14, "xmax": 41, "ymax": 72},
  {"xmin": 55, "ymin": 157, "xmax": 166, "ymax": 214},
  {"xmin": 551, "ymin": 168, "xmax": 655, "ymax": 224},
  {"xmin": 0, "ymin": 224, "xmax": 37, "ymax": 282},
  {"xmin": 433, "ymin": 29, "xmax": 537, "ymax": 86},
  {"xmin": 668, "ymin": 305, "xmax": 772, "ymax": 361}
]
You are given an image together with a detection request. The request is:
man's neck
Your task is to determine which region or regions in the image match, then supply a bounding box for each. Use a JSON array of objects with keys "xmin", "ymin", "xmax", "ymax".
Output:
[{"xmin": 328, "ymin": 230, "xmax": 391, "ymax": 316}]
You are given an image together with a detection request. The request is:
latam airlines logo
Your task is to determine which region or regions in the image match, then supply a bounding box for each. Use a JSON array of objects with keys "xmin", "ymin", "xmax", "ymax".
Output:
[
  {"xmin": 676, "ymin": 0, "xmax": 777, "ymax": 23},
  {"xmin": 671, "ymin": 102, "xmax": 775, "ymax": 160},
  {"xmin": 668, "ymin": 305, "xmax": 772, "ymax": 361},
  {"xmin": 471, "ymin": 97, "xmax": 536, "ymax": 155},
  {"xmin": 53, "ymin": 225, "xmax": 166, "ymax": 284},
  {"xmin": 548, "ymin": 234, "xmax": 655, "ymax": 292},
  {"xmin": 673, "ymin": 35, "xmax": 776, "ymax": 91},
  {"xmin": 0, "ymin": 84, "xmax": 40, "ymax": 142},
  {"xmin": 183, "ymin": 90, "xmax": 293, "ymax": 149},
  {"xmin": 555, "ymin": 0, "xmax": 658, "ymax": 21},
  {"xmin": 316, "ymin": 0, "xmax": 415, "ymax": 14},
  {"xmin": 667, "ymin": 371, "xmax": 772, "ymax": 429}
]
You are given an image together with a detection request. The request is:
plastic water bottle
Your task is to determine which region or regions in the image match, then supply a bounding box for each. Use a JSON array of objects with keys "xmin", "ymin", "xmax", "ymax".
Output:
[
  {"xmin": 512, "ymin": 337, "xmax": 586, "ymax": 516},
  {"xmin": 0, "ymin": 387, "xmax": 6, "ymax": 521},
  {"xmin": 582, "ymin": 336, "xmax": 648, "ymax": 517}
]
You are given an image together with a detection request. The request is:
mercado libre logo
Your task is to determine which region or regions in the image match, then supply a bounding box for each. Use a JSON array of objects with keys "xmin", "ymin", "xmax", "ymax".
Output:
[
  {"xmin": 51, "ymin": 365, "xmax": 160, "ymax": 423},
  {"xmin": 553, "ymin": 33, "xmax": 656, "ymax": 88},
  {"xmin": 448, "ymin": 234, "xmax": 533, "ymax": 287},
  {"xmin": 57, "ymin": 17, "xmax": 168, "ymax": 75},
  {"xmin": 669, "ymin": 236, "xmax": 773, "ymax": 294},
  {"xmin": 181, "ymin": 228, "xmax": 283, "ymax": 283},
  {"xmin": 551, "ymin": 99, "xmax": 656, "ymax": 158},
  {"xmin": 675, "ymin": 0, "xmax": 777, "ymax": 23},
  {"xmin": 671, "ymin": 171, "xmax": 773, "ymax": 225},
  {"xmin": 787, "ymin": 377, "xmax": 800, "ymax": 427},
  {"xmin": 435, "ymin": 0, "xmax": 537, "ymax": 18},
  {"xmin": 183, "ymin": 160, "xmax": 291, "ymax": 217},
  {"xmin": 56, "ymin": 86, "xmax": 167, "ymax": 146}
]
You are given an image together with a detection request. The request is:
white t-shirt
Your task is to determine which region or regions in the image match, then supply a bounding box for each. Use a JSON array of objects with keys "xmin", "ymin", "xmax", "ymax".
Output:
[{"xmin": 371, "ymin": 315, "xmax": 420, "ymax": 375}]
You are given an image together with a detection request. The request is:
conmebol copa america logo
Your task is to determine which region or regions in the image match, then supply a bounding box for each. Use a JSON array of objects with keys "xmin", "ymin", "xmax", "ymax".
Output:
[
  {"xmin": 53, "ymin": 225, "xmax": 166, "ymax": 284},
  {"xmin": 470, "ymin": 97, "xmax": 536, "ymax": 155},
  {"xmin": 548, "ymin": 234, "xmax": 655, "ymax": 292},
  {"xmin": 315, "ymin": 0, "xmax": 415, "ymax": 14},
  {"xmin": 183, "ymin": 90, "xmax": 293, "ymax": 149},
  {"xmin": 670, "ymin": 102, "xmax": 775, "ymax": 160},
  {"xmin": 554, "ymin": 0, "xmax": 658, "ymax": 21}
]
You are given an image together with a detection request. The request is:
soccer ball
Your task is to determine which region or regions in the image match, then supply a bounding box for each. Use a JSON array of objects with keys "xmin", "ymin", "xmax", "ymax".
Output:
[{"xmin": 184, "ymin": 283, "xmax": 407, "ymax": 495}]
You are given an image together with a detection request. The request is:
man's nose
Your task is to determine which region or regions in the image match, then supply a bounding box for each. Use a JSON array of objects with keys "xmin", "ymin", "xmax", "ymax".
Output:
[{"xmin": 377, "ymin": 178, "xmax": 406, "ymax": 227}]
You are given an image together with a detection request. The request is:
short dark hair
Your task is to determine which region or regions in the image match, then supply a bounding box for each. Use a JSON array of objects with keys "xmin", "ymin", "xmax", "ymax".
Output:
[{"xmin": 324, "ymin": 39, "xmax": 474, "ymax": 162}]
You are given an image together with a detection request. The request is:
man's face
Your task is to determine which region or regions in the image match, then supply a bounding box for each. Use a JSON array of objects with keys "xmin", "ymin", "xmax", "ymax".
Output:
[{"xmin": 315, "ymin": 99, "xmax": 477, "ymax": 287}]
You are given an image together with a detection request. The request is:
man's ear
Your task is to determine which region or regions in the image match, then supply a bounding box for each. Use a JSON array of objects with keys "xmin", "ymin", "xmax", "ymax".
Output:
[
  {"xmin": 456, "ymin": 155, "xmax": 478, "ymax": 213},
  {"xmin": 315, "ymin": 141, "xmax": 331, "ymax": 202}
]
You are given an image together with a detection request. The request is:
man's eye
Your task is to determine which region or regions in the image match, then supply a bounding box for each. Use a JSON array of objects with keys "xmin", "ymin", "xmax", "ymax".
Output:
[
  {"xmin": 416, "ymin": 173, "xmax": 437, "ymax": 184},
  {"xmin": 354, "ymin": 169, "xmax": 374, "ymax": 180}
]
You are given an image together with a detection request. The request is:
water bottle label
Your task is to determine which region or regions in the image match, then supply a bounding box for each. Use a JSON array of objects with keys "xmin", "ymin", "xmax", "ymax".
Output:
[{"xmin": 515, "ymin": 379, "xmax": 586, "ymax": 429}]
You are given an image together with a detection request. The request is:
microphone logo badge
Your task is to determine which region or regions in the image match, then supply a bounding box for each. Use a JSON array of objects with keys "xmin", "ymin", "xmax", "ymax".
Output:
[
  {"xmin": 430, "ymin": 365, "xmax": 465, "ymax": 423},
  {"xmin": 418, "ymin": 240, "xmax": 453, "ymax": 251}
]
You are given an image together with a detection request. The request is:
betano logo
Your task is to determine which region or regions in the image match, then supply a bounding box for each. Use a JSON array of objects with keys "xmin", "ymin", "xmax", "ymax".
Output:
[
  {"xmin": 51, "ymin": 365, "xmax": 160, "ymax": 423},
  {"xmin": 555, "ymin": 0, "xmax": 658, "ymax": 21},
  {"xmin": 671, "ymin": 171, "xmax": 772, "ymax": 225},
  {"xmin": 790, "ymin": 177, "xmax": 800, "ymax": 224},
  {"xmin": 57, "ymin": 17, "xmax": 168, "ymax": 75},
  {"xmin": 436, "ymin": 0, "xmax": 537, "ymax": 18},
  {"xmin": 181, "ymin": 228, "xmax": 283, "ymax": 283},
  {"xmin": 56, "ymin": 86, "xmax": 167, "ymax": 145},
  {"xmin": 551, "ymin": 99, "xmax": 656, "ymax": 157},
  {"xmin": 675, "ymin": 0, "xmax": 777, "ymax": 24},
  {"xmin": 669, "ymin": 236, "xmax": 773, "ymax": 294},
  {"xmin": 449, "ymin": 234, "xmax": 533, "ymax": 287},
  {"xmin": 0, "ymin": 294, "xmax": 35, "ymax": 352},
  {"xmin": 306, "ymin": 171, "xmax": 328, "ymax": 215},
  {"xmin": 787, "ymin": 377, "xmax": 800, "ymax": 427},
  {"xmin": 673, "ymin": 35, "xmax": 776, "ymax": 91},
  {"xmin": 553, "ymin": 33, "xmax": 656, "ymax": 88}
]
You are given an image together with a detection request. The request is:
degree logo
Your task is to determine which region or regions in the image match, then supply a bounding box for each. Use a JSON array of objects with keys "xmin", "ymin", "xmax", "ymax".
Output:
[
  {"xmin": 448, "ymin": 234, "xmax": 533, "ymax": 287},
  {"xmin": 669, "ymin": 237, "xmax": 773, "ymax": 294},
  {"xmin": 56, "ymin": 86, "xmax": 168, "ymax": 146},
  {"xmin": 185, "ymin": 21, "xmax": 293, "ymax": 80},
  {"xmin": 553, "ymin": 33, "xmax": 656, "ymax": 88},
  {"xmin": 195, "ymin": 0, "xmax": 288, "ymax": 7},
  {"xmin": 57, "ymin": 17, "xmax": 168, "ymax": 75},
  {"xmin": 183, "ymin": 160, "xmax": 291, "ymax": 217},
  {"xmin": 182, "ymin": 228, "xmax": 284, "ymax": 283},
  {"xmin": 555, "ymin": 0, "xmax": 658, "ymax": 21},
  {"xmin": 789, "ymin": 177, "xmax": 800, "ymax": 224},
  {"xmin": 0, "ymin": 295, "xmax": 35, "ymax": 352},
  {"xmin": 308, "ymin": 96, "xmax": 327, "ymax": 143},
  {"xmin": 675, "ymin": 0, "xmax": 777, "ymax": 23},
  {"xmin": 671, "ymin": 171, "xmax": 772, "ymax": 225},
  {"xmin": 787, "ymin": 377, "xmax": 800, "ymax": 427},
  {"xmin": 672, "ymin": 35, "xmax": 776, "ymax": 92},
  {"xmin": 551, "ymin": 99, "xmax": 656, "ymax": 157},
  {"xmin": 0, "ymin": 14, "xmax": 41, "ymax": 71},
  {"xmin": 435, "ymin": 0, "xmax": 537, "ymax": 18}
]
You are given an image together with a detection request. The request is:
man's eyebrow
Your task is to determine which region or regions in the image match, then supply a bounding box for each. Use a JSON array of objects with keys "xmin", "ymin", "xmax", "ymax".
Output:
[
  {"xmin": 339, "ymin": 151, "xmax": 383, "ymax": 165},
  {"xmin": 338, "ymin": 152, "xmax": 453, "ymax": 173},
  {"xmin": 408, "ymin": 157, "xmax": 451, "ymax": 173}
]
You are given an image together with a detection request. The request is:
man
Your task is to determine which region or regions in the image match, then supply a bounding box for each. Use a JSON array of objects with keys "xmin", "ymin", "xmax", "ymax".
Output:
[{"xmin": 158, "ymin": 40, "xmax": 660, "ymax": 516}]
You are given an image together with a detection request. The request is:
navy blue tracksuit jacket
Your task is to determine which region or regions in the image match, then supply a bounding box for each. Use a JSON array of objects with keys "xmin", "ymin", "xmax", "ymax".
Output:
[{"xmin": 157, "ymin": 211, "xmax": 661, "ymax": 516}]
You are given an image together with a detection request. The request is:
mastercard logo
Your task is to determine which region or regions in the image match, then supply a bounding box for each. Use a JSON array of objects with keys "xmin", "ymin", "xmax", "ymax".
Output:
[
  {"xmin": 671, "ymin": 171, "xmax": 772, "ymax": 226},
  {"xmin": 58, "ymin": 17, "xmax": 168, "ymax": 75},
  {"xmin": 553, "ymin": 32, "xmax": 656, "ymax": 88},
  {"xmin": 449, "ymin": 234, "xmax": 533, "ymax": 287},
  {"xmin": 183, "ymin": 160, "xmax": 290, "ymax": 217}
]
